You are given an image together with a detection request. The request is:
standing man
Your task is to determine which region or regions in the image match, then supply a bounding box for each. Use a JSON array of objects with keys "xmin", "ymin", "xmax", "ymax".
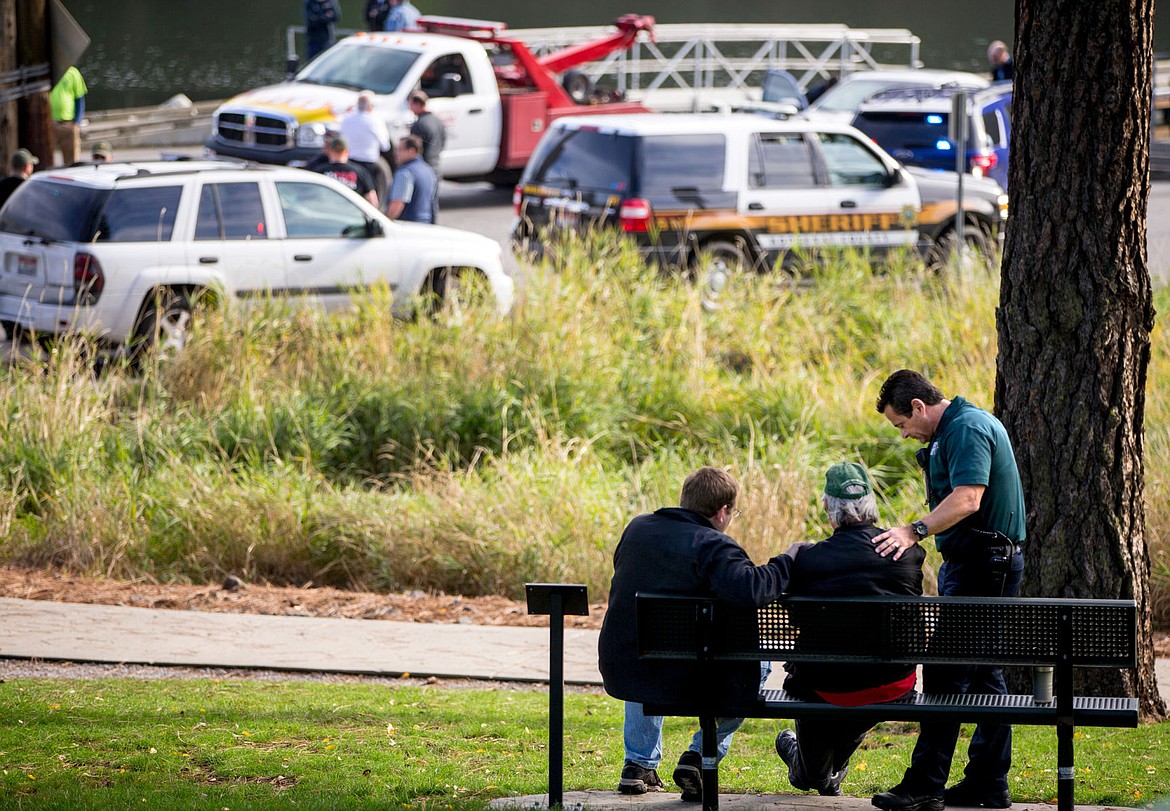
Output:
[
  {"xmin": 314, "ymin": 135, "xmax": 379, "ymax": 207},
  {"xmin": 775, "ymin": 462, "xmax": 925, "ymax": 797},
  {"xmin": 871, "ymin": 370, "xmax": 1026, "ymax": 811},
  {"xmin": 408, "ymin": 92, "xmax": 446, "ymax": 172},
  {"xmin": 49, "ymin": 66, "xmax": 87, "ymax": 166},
  {"xmin": 987, "ymin": 41, "xmax": 1014, "ymax": 82},
  {"xmin": 386, "ymin": 135, "xmax": 437, "ymax": 223},
  {"xmin": 304, "ymin": 0, "xmax": 341, "ymax": 62},
  {"xmin": 365, "ymin": 0, "xmax": 391, "ymax": 31},
  {"xmin": 340, "ymin": 92, "xmax": 393, "ymax": 205},
  {"xmin": 384, "ymin": 0, "xmax": 420, "ymax": 32},
  {"xmin": 598, "ymin": 466, "xmax": 803, "ymax": 801},
  {"xmin": 0, "ymin": 149, "xmax": 39, "ymax": 209}
]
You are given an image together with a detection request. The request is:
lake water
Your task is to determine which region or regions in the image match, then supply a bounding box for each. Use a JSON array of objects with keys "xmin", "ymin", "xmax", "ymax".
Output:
[{"xmin": 69, "ymin": 0, "xmax": 1168, "ymax": 110}]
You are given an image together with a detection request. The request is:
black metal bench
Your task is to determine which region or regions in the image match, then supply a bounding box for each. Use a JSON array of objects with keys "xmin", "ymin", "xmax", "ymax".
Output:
[{"xmin": 636, "ymin": 593, "xmax": 1139, "ymax": 811}]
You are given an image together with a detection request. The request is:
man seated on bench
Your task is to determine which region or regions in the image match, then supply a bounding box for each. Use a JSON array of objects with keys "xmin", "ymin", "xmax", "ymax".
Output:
[
  {"xmin": 598, "ymin": 466, "xmax": 804, "ymax": 801},
  {"xmin": 775, "ymin": 462, "xmax": 925, "ymax": 796}
]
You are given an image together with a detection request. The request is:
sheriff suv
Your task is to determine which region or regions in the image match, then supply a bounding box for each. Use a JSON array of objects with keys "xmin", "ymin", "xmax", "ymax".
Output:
[
  {"xmin": 0, "ymin": 160, "xmax": 513, "ymax": 360},
  {"xmin": 511, "ymin": 113, "xmax": 1007, "ymax": 276}
]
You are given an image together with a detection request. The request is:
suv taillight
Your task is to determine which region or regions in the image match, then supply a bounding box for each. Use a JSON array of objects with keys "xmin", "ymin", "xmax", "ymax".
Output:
[
  {"xmin": 74, "ymin": 252, "xmax": 104, "ymax": 305},
  {"xmin": 970, "ymin": 153, "xmax": 998, "ymax": 177},
  {"xmin": 619, "ymin": 198, "xmax": 652, "ymax": 232},
  {"xmin": 513, "ymin": 184, "xmax": 523, "ymax": 216}
]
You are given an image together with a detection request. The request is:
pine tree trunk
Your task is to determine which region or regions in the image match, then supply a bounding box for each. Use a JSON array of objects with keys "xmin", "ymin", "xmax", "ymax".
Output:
[{"xmin": 995, "ymin": 0, "xmax": 1165, "ymax": 719}]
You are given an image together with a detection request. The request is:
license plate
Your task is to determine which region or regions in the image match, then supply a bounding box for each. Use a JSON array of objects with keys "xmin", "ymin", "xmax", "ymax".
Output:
[{"xmin": 16, "ymin": 255, "xmax": 36, "ymax": 277}]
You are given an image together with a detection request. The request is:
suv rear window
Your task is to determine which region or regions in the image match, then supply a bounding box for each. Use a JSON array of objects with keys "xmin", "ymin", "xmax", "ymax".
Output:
[
  {"xmin": 0, "ymin": 181, "xmax": 107, "ymax": 242},
  {"xmin": 96, "ymin": 186, "xmax": 183, "ymax": 242},
  {"xmin": 527, "ymin": 129, "xmax": 636, "ymax": 193}
]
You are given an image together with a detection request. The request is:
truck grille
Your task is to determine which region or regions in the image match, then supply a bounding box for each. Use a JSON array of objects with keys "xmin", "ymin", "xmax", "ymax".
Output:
[{"xmin": 215, "ymin": 111, "xmax": 295, "ymax": 149}]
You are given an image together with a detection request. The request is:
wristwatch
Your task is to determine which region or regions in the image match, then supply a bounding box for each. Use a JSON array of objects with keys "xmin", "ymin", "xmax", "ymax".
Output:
[{"xmin": 910, "ymin": 520, "xmax": 930, "ymax": 540}]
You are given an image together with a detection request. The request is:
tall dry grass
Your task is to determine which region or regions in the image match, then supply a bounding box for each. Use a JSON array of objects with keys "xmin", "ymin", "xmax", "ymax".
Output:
[{"xmin": 0, "ymin": 244, "xmax": 1164, "ymax": 608}]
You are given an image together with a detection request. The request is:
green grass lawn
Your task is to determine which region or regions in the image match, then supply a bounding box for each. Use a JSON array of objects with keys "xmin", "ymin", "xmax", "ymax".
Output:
[{"xmin": 1, "ymin": 677, "xmax": 1167, "ymax": 809}]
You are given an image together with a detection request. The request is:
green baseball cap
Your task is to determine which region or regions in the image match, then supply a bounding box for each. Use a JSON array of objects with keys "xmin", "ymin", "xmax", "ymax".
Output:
[
  {"xmin": 11, "ymin": 148, "xmax": 38, "ymax": 168},
  {"xmin": 824, "ymin": 462, "xmax": 873, "ymax": 500}
]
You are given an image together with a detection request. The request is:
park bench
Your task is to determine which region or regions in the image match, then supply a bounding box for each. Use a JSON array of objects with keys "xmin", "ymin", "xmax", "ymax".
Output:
[{"xmin": 636, "ymin": 593, "xmax": 1139, "ymax": 811}]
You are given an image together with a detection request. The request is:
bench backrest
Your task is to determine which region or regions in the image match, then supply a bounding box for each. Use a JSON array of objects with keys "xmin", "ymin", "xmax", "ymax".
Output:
[{"xmin": 636, "ymin": 594, "xmax": 1137, "ymax": 668}]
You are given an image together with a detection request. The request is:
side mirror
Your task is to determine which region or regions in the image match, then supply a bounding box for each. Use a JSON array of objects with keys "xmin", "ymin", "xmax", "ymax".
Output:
[
  {"xmin": 884, "ymin": 167, "xmax": 903, "ymax": 187},
  {"xmin": 367, "ymin": 218, "xmax": 385, "ymax": 238},
  {"xmin": 438, "ymin": 72, "xmax": 463, "ymax": 98}
]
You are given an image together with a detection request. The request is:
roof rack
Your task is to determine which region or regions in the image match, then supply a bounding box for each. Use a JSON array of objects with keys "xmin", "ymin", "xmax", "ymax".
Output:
[{"xmin": 863, "ymin": 84, "xmax": 969, "ymax": 104}]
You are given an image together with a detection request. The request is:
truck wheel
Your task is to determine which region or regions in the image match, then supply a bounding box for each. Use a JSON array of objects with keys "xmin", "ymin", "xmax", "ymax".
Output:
[
  {"xmin": 927, "ymin": 225, "xmax": 992, "ymax": 271},
  {"xmin": 697, "ymin": 240, "xmax": 750, "ymax": 311},
  {"xmin": 562, "ymin": 70, "xmax": 594, "ymax": 104},
  {"xmin": 128, "ymin": 288, "xmax": 194, "ymax": 368},
  {"xmin": 423, "ymin": 267, "xmax": 492, "ymax": 322}
]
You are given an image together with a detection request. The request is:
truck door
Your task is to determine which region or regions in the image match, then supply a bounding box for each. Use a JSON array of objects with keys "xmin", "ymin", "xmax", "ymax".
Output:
[
  {"xmin": 810, "ymin": 132, "xmax": 920, "ymax": 257},
  {"xmin": 416, "ymin": 51, "xmax": 500, "ymax": 177}
]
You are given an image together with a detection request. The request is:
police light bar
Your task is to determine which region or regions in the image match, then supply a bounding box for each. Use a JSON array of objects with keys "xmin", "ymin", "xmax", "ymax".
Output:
[{"xmin": 416, "ymin": 15, "xmax": 507, "ymax": 37}]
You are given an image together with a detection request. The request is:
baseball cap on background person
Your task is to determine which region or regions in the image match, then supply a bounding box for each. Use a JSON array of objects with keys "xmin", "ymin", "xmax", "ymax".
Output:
[
  {"xmin": 12, "ymin": 148, "xmax": 39, "ymax": 169},
  {"xmin": 92, "ymin": 142, "xmax": 113, "ymax": 161},
  {"xmin": 823, "ymin": 462, "xmax": 873, "ymax": 500}
]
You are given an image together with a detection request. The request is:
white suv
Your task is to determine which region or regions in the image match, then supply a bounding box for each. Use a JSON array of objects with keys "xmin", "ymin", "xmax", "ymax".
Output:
[{"xmin": 0, "ymin": 160, "xmax": 513, "ymax": 358}]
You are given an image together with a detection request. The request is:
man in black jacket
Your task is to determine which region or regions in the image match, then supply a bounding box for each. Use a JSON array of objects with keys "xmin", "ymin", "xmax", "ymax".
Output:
[
  {"xmin": 775, "ymin": 462, "xmax": 925, "ymax": 796},
  {"xmin": 598, "ymin": 467, "xmax": 802, "ymax": 801}
]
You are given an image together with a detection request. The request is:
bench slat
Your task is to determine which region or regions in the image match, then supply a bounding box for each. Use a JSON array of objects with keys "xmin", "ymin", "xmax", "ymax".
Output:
[{"xmin": 643, "ymin": 692, "xmax": 1138, "ymax": 727}]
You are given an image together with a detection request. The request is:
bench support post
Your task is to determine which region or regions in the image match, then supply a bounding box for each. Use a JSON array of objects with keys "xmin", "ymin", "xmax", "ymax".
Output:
[
  {"xmin": 1056, "ymin": 607, "xmax": 1075, "ymax": 811},
  {"xmin": 700, "ymin": 714, "xmax": 720, "ymax": 811},
  {"xmin": 525, "ymin": 583, "xmax": 589, "ymax": 810}
]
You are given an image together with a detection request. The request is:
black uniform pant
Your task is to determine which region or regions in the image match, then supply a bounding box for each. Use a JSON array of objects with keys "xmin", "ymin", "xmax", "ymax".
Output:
[
  {"xmin": 792, "ymin": 717, "xmax": 871, "ymax": 788},
  {"xmin": 900, "ymin": 550, "xmax": 1025, "ymax": 795}
]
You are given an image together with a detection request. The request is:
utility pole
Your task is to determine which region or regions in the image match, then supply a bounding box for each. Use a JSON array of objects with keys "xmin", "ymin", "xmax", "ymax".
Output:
[
  {"xmin": 1, "ymin": 0, "xmax": 18, "ymax": 157},
  {"xmin": 14, "ymin": 0, "xmax": 53, "ymax": 166}
]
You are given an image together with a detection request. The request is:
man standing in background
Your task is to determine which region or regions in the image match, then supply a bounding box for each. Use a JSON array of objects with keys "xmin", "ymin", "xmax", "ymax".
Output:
[
  {"xmin": 385, "ymin": 0, "xmax": 420, "ymax": 31},
  {"xmin": 0, "ymin": 149, "xmax": 39, "ymax": 209},
  {"xmin": 304, "ymin": 0, "xmax": 341, "ymax": 61},
  {"xmin": 340, "ymin": 92, "xmax": 392, "ymax": 205},
  {"xmin": 387, "ymin": 136, "xmax": 437, "ymax": 223},
  {"xmin": 49, "ymin": 66, "xmax": 87, "ymax": 166},
  {"xmin": 409, "ymin": 92, "xmax": 446, "ymax": 173}
]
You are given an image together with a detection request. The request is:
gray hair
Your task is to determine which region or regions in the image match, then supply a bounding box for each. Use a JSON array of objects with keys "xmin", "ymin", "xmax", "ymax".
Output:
[{"xmin": 822, "ymin": 492, "xmax": 879, "ymax": 527}]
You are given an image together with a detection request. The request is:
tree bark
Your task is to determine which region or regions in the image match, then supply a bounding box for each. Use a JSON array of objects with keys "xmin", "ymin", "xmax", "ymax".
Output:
[{"xmin": 996, "ymin": 0, "xmax": 1165, "ymax": 720}]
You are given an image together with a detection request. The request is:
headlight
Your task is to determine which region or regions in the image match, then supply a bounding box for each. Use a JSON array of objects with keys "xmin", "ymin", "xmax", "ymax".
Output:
[
  {"xmin": 997, "ymin": 193, "xmax": 1009, "ymax": 221},
  {"xmin": 296, "ymin": 122, "xmax": 330, "ymax": 148}
]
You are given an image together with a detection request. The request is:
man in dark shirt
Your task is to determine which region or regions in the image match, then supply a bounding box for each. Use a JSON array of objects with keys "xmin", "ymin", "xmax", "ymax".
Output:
[
  {"xmin": 408, "ymin": 92, "xmax": 446, "ymax": 172},
  {"xmin": 774, "ymin": 462, "xmax": 925, "ymax": 796},
  {"xmin": 0, "ymin": 149, "xmax": 39, "ymax": 209},
  {"xmin": 313, "ymin": 135, "xmax": 378, "ymax": 207},
  {"xmin": 599, "ymin": 467, "xmax": 804, "ymax": 801}
]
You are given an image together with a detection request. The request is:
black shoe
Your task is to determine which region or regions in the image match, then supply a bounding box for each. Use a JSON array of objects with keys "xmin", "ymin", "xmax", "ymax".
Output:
[
  {"xmin": 873, "ymin": 785, "xmax": 944, "ymax": 811},
  {"xmin": 820, "ymin": 764, "xmax": 847, "ymax": 797},
  {"xmin": 774, "ymin": 729, "xmax": 812, "ymax": 791},
  {"xmin": 672, "ymin": 750, "xmax": 703, "ymax": 802},
  {"xmin": 944, "ymin": 779, "xmax": 1012, "ymax": 808},
  {"xmin": 618, "ymin": 761, "xmax": 663, "ymax": 795}
]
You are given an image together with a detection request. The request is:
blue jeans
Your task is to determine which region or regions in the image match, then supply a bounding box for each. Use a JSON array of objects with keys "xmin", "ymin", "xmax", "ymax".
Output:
[
  {"xmin": 624, "ymin": 662, "xmax": 771, "ymax": 768},
  {"xmin": 899, "ymin": 550, "xmax": 1025, "ymax": 794}
]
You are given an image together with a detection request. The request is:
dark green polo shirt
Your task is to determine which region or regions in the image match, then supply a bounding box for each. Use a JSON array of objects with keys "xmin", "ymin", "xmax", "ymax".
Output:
[{"xmin": 928, "ymin": 397, "xmax": 1027, "ymax": 558}]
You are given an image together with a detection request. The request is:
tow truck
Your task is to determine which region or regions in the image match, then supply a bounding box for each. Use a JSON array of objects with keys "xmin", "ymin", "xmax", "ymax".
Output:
[{"xmin": 205, "ymin": 14, "xmax": 656, "ymax": 184}]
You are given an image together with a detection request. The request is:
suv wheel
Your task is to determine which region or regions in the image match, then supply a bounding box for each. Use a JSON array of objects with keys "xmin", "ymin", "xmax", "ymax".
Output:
[
  {"xmin": 928, "ymin": 225, "xmax": 993, "ymax": 271},
  {"xmin": 128, "ymin": 289, "xmax": 193, "ymax": 367},
  {"xmin": 698, "ymin": 240, "xmax": 750, "ymax": 310},
  {"xmin": 424, "ymin": 268, "xmax": 492, "ymax": 322}
]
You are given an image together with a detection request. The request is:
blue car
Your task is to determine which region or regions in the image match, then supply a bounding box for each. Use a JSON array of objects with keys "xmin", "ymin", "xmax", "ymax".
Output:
[{"xmin": 851, "ymin": 84, "xmax": 1013, "ymax": 188}]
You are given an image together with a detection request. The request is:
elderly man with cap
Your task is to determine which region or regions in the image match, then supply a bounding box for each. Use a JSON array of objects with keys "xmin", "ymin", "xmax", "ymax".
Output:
[
  {"xmin": 773, "ymin": 462, "xmax": 925, "ymax": 797},
  {"xmin": 0, "ymin": 149, "xmax": 39, "ymax": 209}
]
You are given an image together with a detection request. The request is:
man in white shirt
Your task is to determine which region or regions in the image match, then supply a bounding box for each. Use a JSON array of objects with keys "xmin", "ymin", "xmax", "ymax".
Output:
[{"xmin": 339, "ymin": 91, "xmax": 392, "ymax": 204}]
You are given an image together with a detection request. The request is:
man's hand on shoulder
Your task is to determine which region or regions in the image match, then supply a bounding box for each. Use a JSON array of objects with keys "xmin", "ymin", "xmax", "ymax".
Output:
[
  {"xmin": 784, "ymin": 541, "xmax": 813, "ymax": 559},
  {"xmin": 872, "ymin": 526, "xmax": 918, "ymax": 561}
]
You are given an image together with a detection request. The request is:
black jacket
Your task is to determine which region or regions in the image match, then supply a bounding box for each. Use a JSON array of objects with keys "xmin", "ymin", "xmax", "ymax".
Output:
[
  {"xmin": 782, "ymin": 522, "xmax": 925, "ymax": 698},
  {"xmin": 598, "ymin": 507, "xmax": 793, "ymax": 709}
]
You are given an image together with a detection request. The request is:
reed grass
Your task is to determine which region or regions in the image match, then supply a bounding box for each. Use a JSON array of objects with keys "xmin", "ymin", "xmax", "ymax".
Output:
[{"xmin": 0, "ymin": 243, "xmax": 1166, "ymax": 613}]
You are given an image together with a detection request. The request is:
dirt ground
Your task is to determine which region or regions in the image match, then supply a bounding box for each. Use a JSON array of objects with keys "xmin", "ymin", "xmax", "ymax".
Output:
[
  {"xmin": 0, "ymin": 565, "xmax": 605, "ymax": 630},
  {"xmin": 1, "ymin": 565, "xmax": 1167, "ymax": 656}
]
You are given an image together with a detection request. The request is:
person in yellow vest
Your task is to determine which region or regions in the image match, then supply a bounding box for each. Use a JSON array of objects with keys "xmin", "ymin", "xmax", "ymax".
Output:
[{"xmin": 50, "ymin": 67, "xmax": 88, "ymax": 166}]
